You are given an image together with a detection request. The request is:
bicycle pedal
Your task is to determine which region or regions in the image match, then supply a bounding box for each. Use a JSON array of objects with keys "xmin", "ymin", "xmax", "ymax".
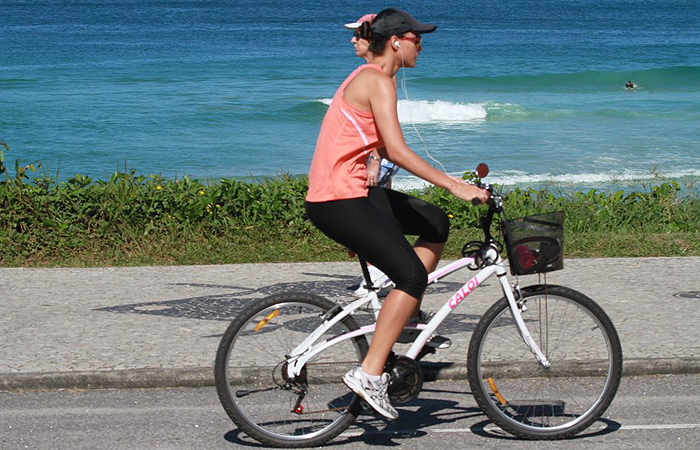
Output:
[
  {"xmin": 426, "ymin": 335, "xmax": 452, "ymax": 350},
  {"xmin": 414, "ymin": 345, "xmax": 436, "ymax": 361}
]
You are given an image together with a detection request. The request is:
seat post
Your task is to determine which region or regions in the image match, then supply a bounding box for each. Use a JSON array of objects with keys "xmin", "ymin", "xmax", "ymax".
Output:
[{"xmin": 357, "ymin": 255, "xmax": 373, "ymax": 287}]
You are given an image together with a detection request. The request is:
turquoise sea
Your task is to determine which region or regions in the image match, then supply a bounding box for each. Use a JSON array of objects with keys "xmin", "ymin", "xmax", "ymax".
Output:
[{"xmin": 2, "ymin": 0, "xmax": 699, "ymax": 191}]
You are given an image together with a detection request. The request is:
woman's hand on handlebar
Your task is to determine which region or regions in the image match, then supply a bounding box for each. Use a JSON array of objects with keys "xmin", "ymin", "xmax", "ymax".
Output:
[{"xmin": 448, "ymin": 176, "xmax": 490, "ymax": 205}]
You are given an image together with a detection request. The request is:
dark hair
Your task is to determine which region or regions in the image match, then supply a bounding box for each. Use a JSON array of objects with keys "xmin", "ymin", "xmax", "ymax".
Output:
[
  {"xmin": 368, "ymin": 30, "xmax": 391, "ymax": 53},
  {"xmin": 355, "ymin": 21, "xmax": 372, "ymax": 40},
  {"xmin": 356, "ymin": 20, "xmax": 390, "ymax": 54}
]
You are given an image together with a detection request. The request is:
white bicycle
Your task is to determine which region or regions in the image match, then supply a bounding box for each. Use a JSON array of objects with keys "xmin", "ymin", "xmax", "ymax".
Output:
[{"xmin": 214, "ymin": 164, "xmax": 623, "ymax": 447}]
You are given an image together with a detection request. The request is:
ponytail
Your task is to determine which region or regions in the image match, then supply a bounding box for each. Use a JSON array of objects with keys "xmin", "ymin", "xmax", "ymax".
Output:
[
  {"xmin": 357, "ymin": 19, "xmax": 390, "ymax": 54},
  {"xmin": 356, "ymin": 21, "xmax": 372, "ymax": 40}
]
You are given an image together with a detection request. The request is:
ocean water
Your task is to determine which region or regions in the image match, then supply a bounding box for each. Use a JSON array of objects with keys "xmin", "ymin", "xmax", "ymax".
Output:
[{"xmin": 1, "ymin": 0, "xmax": 699, "ymax": 192}]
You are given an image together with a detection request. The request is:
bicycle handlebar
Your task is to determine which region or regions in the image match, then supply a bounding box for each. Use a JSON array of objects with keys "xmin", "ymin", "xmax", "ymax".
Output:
[
  {"xmin": 470, "ymin": 175, "xmax": 504, "ymax": 245},
  {"xmin": 471, "ymin": 180, "xmax": 496, "ymax": 206},
  {"xmin": 460, "ymin": 176, "xmax": 505, "ymax": 263}
]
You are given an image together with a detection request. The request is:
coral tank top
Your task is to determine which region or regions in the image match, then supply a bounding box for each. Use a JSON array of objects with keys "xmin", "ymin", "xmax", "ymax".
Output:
[{"xmin": 306, "ymin": 64, "xmax": 385, "ymax": 202}]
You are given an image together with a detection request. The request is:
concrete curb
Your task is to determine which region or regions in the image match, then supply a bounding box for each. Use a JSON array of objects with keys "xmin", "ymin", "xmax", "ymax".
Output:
[
  {"xmin": 2, "ymin": 357, "xmax": 699, "ymax": 392},
  {"xmin": 426, "ymin": 357, "xmax": 700, "ymax": 380},
  {"xmin": 0, "ymin": 368, "xmax": 213, "ymax": 391}
]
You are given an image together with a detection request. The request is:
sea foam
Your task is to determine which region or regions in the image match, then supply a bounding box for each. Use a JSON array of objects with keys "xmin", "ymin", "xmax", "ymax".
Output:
[
  {"xmin": 397, "ymin": 100, "xmax": 487, "ymax": 123},
  {"xmin": 391, "ymin": 168, "xmax": 700, "ymax": 192},
  {"xmin": 318, "ymin": 99, "xmax": 488, "ymax": 124}
]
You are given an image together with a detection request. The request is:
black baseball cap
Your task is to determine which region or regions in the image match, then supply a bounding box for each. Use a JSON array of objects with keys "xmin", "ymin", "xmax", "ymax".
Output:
[{"xmin": 370, "ymin": 8, "xmax": 437, "ymax": 37}]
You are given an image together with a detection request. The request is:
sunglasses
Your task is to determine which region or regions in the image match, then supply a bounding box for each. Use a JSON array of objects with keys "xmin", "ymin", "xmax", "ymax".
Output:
[{"xmin": 398, "ymin": 34, "xmax": 422, "ymax": 46}]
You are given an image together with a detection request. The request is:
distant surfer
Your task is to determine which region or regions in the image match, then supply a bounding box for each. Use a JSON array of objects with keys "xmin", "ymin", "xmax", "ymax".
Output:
[{"xmin": 625, "ymin": 80, "xmax": 636, "ymax": 90}]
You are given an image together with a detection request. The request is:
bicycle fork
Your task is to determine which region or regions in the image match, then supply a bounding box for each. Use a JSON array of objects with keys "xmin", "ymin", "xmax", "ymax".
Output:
[{"xmin": 499, "ymin": 275, "xmax": 551, "ymax": 368}]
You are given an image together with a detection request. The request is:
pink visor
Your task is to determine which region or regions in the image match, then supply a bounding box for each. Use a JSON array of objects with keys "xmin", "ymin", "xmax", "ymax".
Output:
[{"xmin": 344, "ymin": 13, "xmax": 376, "ymax": 29}]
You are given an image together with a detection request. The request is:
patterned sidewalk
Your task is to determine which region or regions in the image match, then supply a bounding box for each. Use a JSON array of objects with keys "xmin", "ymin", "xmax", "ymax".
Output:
[{"xmin": 1, "ymin": 257, "xmax": 699, "ymax": 390}]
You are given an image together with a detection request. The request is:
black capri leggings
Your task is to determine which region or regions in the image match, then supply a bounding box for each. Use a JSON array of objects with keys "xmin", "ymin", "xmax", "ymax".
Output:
[{"xmin": 305, "ymin": 187, "xmax": 450, "ymax": 299}]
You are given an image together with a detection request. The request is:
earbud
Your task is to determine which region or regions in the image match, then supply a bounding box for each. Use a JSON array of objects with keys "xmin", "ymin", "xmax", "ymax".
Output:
[{"xmin": 394, "ymin": 41, "xmax": 401, "ymax": 49}]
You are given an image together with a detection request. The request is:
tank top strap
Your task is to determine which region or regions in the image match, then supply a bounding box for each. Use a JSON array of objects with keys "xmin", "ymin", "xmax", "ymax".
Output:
[{"xmin": 336, "ymin": 64, "xmax": 384, "ymax": 96}]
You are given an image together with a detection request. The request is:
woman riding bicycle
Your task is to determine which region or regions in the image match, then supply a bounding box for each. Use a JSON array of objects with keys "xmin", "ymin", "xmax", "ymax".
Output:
[{"xmin": 305, "ymin": 8, "xmax": 488, "ymax": 419}]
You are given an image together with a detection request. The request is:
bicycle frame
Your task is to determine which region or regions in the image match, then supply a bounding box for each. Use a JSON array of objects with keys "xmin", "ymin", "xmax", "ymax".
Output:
[{"xmin": 285, "ymin": 252, "xmax": 550, "ymax": 380}]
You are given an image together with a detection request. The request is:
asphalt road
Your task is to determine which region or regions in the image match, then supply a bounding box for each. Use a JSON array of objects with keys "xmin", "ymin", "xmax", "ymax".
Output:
[{"xmin": 2, "ymin": 374, "xmax": 699, "ymax": 450}]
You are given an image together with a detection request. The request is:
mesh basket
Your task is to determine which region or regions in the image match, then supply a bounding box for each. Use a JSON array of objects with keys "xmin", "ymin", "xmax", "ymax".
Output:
[{"xmin": 503, "ymin": 211, "xmax": 564, "ymax": 276}]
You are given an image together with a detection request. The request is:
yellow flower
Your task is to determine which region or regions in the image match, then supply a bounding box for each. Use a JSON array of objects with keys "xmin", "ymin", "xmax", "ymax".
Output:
[
  {"xmin": 199, "ymin": 190, "xmax": 205, "ymax": 195},
  {"xmin": 156, "ymin": 185, "xmax": 162, "ymax": 190},
  {"xmin": 448, "ymin": 213, "xmax": 455, "ymax": 219}
]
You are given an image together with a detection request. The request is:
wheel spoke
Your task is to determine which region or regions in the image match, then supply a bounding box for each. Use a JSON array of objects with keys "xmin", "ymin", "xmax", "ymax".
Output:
[
  {"xmin": 215, "ymin": 294, "xmax": 368, "ymax": 446},
  {"xmin": 468, "ymin": 286, "xmax": 621, "ymax": 439}
]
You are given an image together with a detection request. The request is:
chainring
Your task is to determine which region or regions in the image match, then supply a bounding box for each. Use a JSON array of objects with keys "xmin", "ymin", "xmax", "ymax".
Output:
[{"xmin": 387, "ymin": 356, "xmax": 424, "ymax": 404}]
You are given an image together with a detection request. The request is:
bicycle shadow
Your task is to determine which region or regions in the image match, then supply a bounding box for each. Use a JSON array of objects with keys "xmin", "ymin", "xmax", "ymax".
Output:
[
  {"xmin": 469, "ymin": 417, "xmax": 621, "ymax": 440},
  {"xmin": 222, "ymin": 384, "xmax": 622, "ymax": 447},
  {"xmin": 338, "ymin": 398, "xmax": 484, "ymax": 447},
  {"xmin": 222, "ymin": 395, "xmax": 485, "ymax": 448},
  {"xmin": 94, "ymin": 273, "xmax": 488, "ymax": 337}
]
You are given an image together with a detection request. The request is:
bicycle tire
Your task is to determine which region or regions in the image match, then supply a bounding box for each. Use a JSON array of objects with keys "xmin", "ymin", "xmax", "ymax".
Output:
[
  {"xmin": 214, "ymin": 292, "xmax": 369, "ymax": 447},
  {"xmin": 467, "ymin": 284, "xmax": 622, "ymax": 439}
]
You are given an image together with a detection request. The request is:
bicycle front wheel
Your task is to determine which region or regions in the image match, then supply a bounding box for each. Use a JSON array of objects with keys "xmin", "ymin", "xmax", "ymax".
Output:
[
  {"xmin": 467, "ymin": 284, "xmax": 622, "ymax": 439},
  {"xmin": 214, "ymin": 292, "xmax": 369, "ymax": 448}
]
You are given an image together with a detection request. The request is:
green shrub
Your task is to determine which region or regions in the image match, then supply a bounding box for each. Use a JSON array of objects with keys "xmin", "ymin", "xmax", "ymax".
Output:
[{"xmin": 1, "ymin": 141, "xmax": 699, "ymax": 266}]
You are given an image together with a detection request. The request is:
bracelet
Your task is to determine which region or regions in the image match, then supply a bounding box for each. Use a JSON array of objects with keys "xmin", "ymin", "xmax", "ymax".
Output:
[{"xmin": 368, "ymin": 154, "xmax": 381, "ymax": 162}]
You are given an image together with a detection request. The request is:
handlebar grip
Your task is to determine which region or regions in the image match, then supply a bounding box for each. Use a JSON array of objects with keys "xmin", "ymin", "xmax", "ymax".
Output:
[{"xmin": 472, "ymin": 198, "xmax": 482, "ymax": 206}]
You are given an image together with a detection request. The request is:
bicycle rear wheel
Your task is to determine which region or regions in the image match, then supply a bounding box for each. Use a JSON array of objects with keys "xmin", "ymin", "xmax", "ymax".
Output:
[
  {"xmin": 214, "ymin": 292, "xmax": 369, "ymax": 447},
  {"xmin": 467, "ymin": 284, "xmax": 622, "ymax": 439}
]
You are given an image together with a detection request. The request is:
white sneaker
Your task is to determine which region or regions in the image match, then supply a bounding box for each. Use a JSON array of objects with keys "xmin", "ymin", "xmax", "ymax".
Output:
[
  {"xmin": 352, "ymin": 266, "xmax": 393, "ymax": 297},
  {"xmin": 396, "ymin": 310, "xmax": 452, "ymax": 349},
  {"xmin": 342, "ymin": 366, "xmax": 398, "ymax": 420}
]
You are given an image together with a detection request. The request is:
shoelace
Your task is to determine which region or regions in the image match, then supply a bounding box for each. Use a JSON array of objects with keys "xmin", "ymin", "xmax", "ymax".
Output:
[
  {"xmin": 367, "ymin": 377, "xmax": 389, "ymax": 400},
  {"xmin": 375, "ymin": 381, "xmax": 389, "ymax": 400}
]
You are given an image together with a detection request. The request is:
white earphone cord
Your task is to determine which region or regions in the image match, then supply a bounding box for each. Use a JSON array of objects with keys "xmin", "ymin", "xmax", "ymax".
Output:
[{"xmin": 398, "ymin": 48, "xmax": 448, "ymax": 173}]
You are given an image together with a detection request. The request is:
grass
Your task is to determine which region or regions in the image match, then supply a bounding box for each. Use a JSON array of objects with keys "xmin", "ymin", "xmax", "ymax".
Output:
[{"xmin": 2, "ymin": 141, "xmax": 699, "ymax": 267}]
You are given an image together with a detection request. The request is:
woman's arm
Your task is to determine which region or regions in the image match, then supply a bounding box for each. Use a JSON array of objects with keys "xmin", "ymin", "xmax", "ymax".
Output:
[{"xmin": 369, "ymin": 75, "xmax": 488, "ymax": 203}]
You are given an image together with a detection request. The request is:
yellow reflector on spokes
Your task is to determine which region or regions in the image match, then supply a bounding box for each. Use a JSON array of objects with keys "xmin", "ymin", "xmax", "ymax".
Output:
[
  {"xmin": 487, "ymin": 377, "xmax": 507, "ymax": 405},
  {"xmin": 254, "ymin": 310, "xmax": 280, "ymax": 332}
]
